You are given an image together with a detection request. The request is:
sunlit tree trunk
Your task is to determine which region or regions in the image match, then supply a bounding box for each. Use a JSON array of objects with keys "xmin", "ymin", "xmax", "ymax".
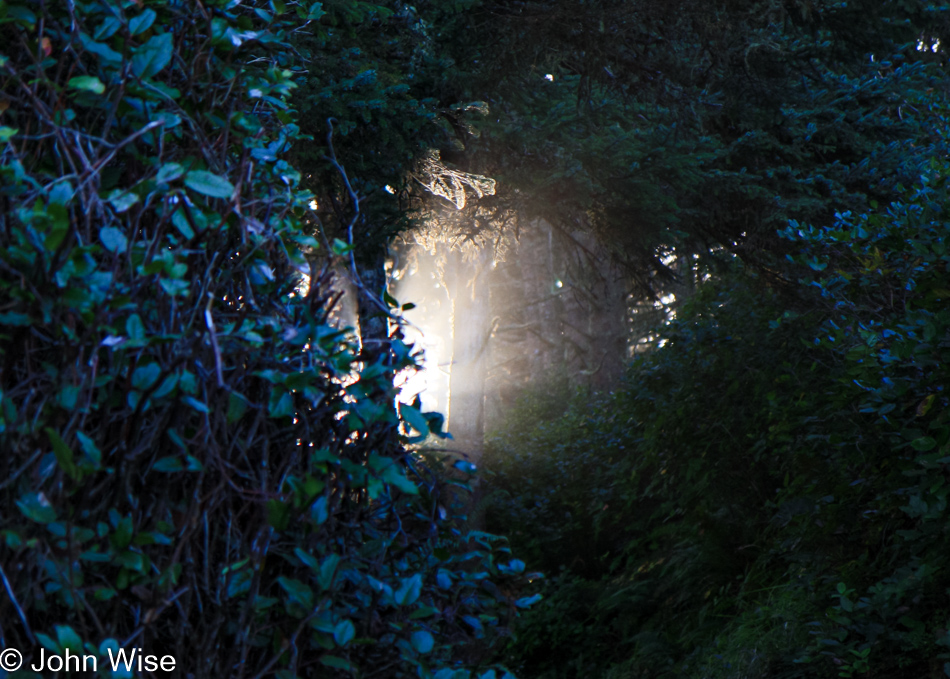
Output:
[
  {"xmin": 521, "ymin": 219, "xmax": 558, "ymax": 378},
  {"xmin": 447, "ymin": 247, "xmax": 492, "ymax": 458}
]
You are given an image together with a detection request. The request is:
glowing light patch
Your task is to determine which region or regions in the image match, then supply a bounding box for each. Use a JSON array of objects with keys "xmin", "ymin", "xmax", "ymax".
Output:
[
  {"xmin": 296, "ymin": 272, "xmax": 310, "ymax": 297},
  {"xmin": 555, "ymin": 279, "xmax": 563, "ymax": 288},
  {"xmin": 309, "ymin": 199, "xmax": 319, "ymax": 210},
  {"xmin": 384, "ymin": 185, "xmax": 396, "ymax": 194},
  {"xmin": 544, "ymin": 74, "xmax": 554, "ymax": 81}
]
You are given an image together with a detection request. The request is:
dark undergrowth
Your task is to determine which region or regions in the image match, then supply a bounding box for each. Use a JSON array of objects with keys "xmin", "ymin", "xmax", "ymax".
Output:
[{"xmin": 484, "ymin": 160, "xmax": 950, "ymax": 677}]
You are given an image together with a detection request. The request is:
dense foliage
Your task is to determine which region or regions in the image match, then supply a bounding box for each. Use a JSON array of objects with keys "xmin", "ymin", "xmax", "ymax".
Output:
[
  {"xmin": 434, "ymin": 0, "xmax": 950, "ymax": 288},
  {"xmin": 484, "ymin": 122, "xmax": 950, "ymax": 678},
  {"xmin": 0, "ymin": 2, "xmax": 528, "ymax": 678},
  {"xmin": 3, "ymin": 0, "xmax": 950, "ymax": 678}
]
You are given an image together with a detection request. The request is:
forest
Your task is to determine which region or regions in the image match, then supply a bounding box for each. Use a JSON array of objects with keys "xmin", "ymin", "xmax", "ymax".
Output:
[{"xmin": 0, "ymin": 0, "xmax": 949, "ymax": 678}]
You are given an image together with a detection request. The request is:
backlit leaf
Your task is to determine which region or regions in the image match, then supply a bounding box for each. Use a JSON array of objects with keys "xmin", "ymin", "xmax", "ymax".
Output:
[{"xmin": 68, "ymin": 75, "xmax": 105, "ymax": 94}]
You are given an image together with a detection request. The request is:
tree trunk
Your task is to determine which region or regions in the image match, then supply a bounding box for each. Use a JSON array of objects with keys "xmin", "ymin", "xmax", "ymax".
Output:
[
  {"xmin": 447, "ymin": 247, "xmax": 492, "ymax": 460},
  {"xmin": 356, "ymin": 252, "xmax": 389, "ymax": 359}
]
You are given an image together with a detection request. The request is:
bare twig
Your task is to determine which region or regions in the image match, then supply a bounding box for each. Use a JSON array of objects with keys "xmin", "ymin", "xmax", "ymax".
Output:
[{"xmin": 0, "ymin": 563, "xmax": 35, "ymax": 645}]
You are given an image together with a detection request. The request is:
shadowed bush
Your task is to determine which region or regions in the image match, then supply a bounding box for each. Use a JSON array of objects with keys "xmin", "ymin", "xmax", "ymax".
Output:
[
  {"xmin": 0, "ymin": 2, "xmax": 528, "ymax": 677},
  {"xmin": 485, "ymin": 145, "xmax": 950, "ymax": 677}
]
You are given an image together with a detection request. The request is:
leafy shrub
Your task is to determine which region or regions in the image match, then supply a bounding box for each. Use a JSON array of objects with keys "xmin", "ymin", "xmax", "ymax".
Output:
[
  {"xmin": 486, "ymin": 143, "xmax": 950, "ymax": 679},
  {"xmin": 0, "ymin": 2, "xmax": 527, "ymax": 677},
  {"xmin": 779, "ymin": 150, "xmax": 950, "ymax": 679},
  {"xmin": 485, "ymin": 278, "xmax": 830, "ymax": 679}
]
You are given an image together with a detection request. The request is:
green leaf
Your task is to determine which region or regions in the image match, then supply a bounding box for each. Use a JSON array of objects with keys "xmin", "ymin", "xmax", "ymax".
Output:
[
  {"xmin": 16, "ymin": 492, "xmax": 57, "ymax": 524},
  {"xmin": 79, "ymin": 33, "xmax": 122, "ymax": 63},
  {"xmin": 381, "ymin": 464, "xmax": 418, "ymax": 495},
  {"xmin": 153, "ymin": 456, "xmax": 184, "ymax": 472},
  {"xmin": 277, "ymin": 576, "xmax": 314, "ymax": 609},
  {"xmin": 500, "ymin": 559, "xmax": 525, "ymax": 574},
  {"xmin": 319, "ymin": 656, "xmax": 354, "ymax": 672},
  {"xmin": 181, "ymin": 396, "xmax": 209, "ymax": 413},
  {"xmin": 318, "ymin": 553, "xmax": 341, "ymax": 591},
  {"xmin": 400, "ymin": 403, "xmax": 430, "ymax": 438},
  {"xmin": 129, "ymin": 9, "xmax": 157, "ymax": 36},
  {"xmin": 911, "ymin": 436, "xmax": 937, "ymax": 452},
  {"xmin": 49, "ymin": 182, "xmax": 75, "ymax": 206},
  {"xmin": 68, "ymin": 75, "xmax": 106, "ymax": 94},
  {"xmin": 311, "ymin": 496, "xmax": 329, "ymax": 524},
  {"xmin": 36, "ymin": 632, "xmax": 61, "ymax": 654},
  {"xmin": 395, "ymin": 574, "xmax": 423, "ymax": 606},
  {"xmin": 112, "ymin": 515, "xmax": 133, "ymax": 550},
  {"xmin": 157, "ymin": 162, "xmax": 185, "ymax": 184},
  {"xmin": 100, "ymin": 226, "xmax": 128, "ymax": 252},
  {"xmin": 107, "ymin": 189, "xmax": 140, "ymax": 213},
  {"xmin": 99, "ymin": 638, "xmax": 120, "ymax": 656},
  {"xmin": 57, "ymin": 385, "xmax": 79, "ymax": 410},
  {"xmin": 307, "ymin": 3, "xmax": 325, "ymax": 20},
  {"xmin": 0, "ymin": 127, "xmax": 16, "ymax": 143},
  {"xmin": 131, "ymin": 32, "xmax": 173, "ymax": 78},
  {"xmin": 184, "ymin": 170, "xmax": 234, "ymax": 199},
  {"xmin": 227, "ymin": 567, "xmax": 253, "ymax": 599},
  {"xmin": 267, "ymin": 499, "xmax": 290, "ymax": 530},
  {"xmin": 81, "ymin": 551, "xmax": 112, "ymax": 564},
  {"xmin": 331, "ymin": 238, "xmax": 353, "ymax": 256},
  {"xmin": 94, "ymin": 16, "xmax": 122, "ymax": 40},
  {"xmin": 515, "ymin": 593, "xmax": 542, "ymax": 608},
  {"xmin": 56, "ymin": 625, "xmax": 83, "ymax": 654},
  {"xmin": 227, "ymin": 392, "xmax": 249, "ymax": 423},
  {"xmin": 46, "ymin": 427, "xmax": 78, "ymax": 480},
  {"xmin": 76, "ymin": 431, "xmax": 101, "ymax": 468},
  {"xmin": 269, "ymin": 390, "xmax": 293, "ymax": 418},
  {"xmin": 294, "ymin": 547, "xmax": 320, "ymax": 571},
  {"xmin": 409, "ymin": 606, "xmax": 439, "ymax": 619},
  {"xmin": 333, "ymin": 619, "xmax": 355, "ymax": 647},
  {"xmin": 410, "ymin": 630, "xmax": 434, "ymax": 654},
  {"xmin": 454, "ymin": 459, "xmax": 477, "ymax": 474},
  {"xmin": 170, "ymin": 209, "xmax": 195, "ymax": 239},
  {"xmin": 0, "ymin": 311, "xmax": 30, "ymax": 325},
  {"xmin": 153, "ymin": 373, "xmax": 179, "ymax": 399},
  {"xmin": 132, "ymin": 362, "xmax": 161, "ymax": 390}
]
